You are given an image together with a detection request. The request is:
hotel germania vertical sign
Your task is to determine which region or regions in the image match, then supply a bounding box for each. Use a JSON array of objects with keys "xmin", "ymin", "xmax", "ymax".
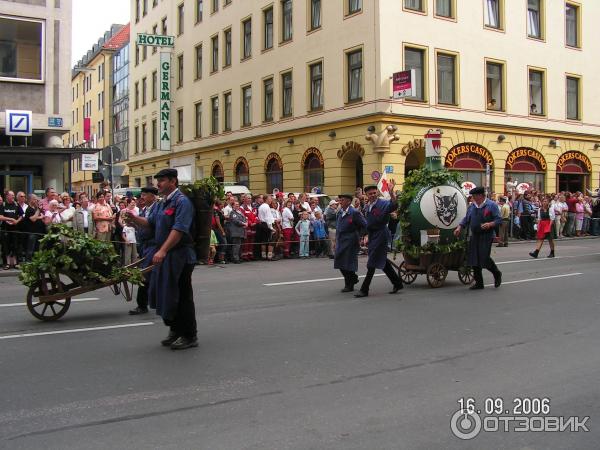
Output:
[
  {"xmin": 159, "ymin": 52, "xmax": 171, "ymax": 151},
  {"xmin": 137, "ymin": 33, "xmax": 174, "ymax": 151}
]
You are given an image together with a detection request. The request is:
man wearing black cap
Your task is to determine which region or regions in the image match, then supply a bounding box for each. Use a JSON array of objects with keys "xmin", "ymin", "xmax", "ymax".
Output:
[
  {"xmin": 129, "ymin": 186, "xmax": 158, "ymax": 315},
  {"xmin": 125, "ymin": 169, "xmax": 198, "ymax": 349},
  {"xmin": 334, "ymin": 193, "xmax": 366, "ymax": 292},
  {"xmin": 354, "ymin": 182, "xmax": 403, "ymax": 298},
  {"xmin": 454, "ymin": 186, "xmax": 503, "ymax": 290}
]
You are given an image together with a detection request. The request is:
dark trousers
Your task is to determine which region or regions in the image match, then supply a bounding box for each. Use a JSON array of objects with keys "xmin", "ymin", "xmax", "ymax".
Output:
[
  {"xmin": 340, "ymin": 269, "xmax": 358, "ymax": 288},
  {"xmin": 520, "ymin": 215, "xmax": 534, "ymax": 239},
  {"xmin": 359, "ymin": 260, "xmax": 402, "ymax": 293},
  {"xmin": 163, "ymin": 264, "xmax": 197, "ymax": 339},
  {"xmin": 136, "ymin": 283, "xmax": 148, "ymax": 309},
  {"xmin": 472, "ymin": 258, "xmax": 500, "ymax": 287}
]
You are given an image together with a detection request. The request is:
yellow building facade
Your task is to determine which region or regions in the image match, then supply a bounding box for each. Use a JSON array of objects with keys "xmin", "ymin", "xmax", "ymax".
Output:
[{"xmin": 128, "ymin": 0, "xmax": 600, "ymax": 195}]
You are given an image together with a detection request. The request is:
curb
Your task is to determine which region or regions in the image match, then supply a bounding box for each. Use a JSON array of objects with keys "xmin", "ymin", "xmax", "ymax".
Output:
[{"xmin": 0, "ymin": 270, "xmax": 20, "ymax": 278}]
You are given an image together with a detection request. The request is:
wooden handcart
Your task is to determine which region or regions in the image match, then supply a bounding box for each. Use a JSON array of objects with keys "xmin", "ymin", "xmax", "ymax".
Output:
[
  {"xmin": 25, "ymin": 261, "xmax": 154, "ymax": 321},
  {"xmin": 395, "ymin": 250, "xmax": 474, "ymax": 288}
]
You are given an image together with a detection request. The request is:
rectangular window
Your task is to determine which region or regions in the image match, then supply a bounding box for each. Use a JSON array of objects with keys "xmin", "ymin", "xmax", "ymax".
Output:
[
  {"xmin": 348, "ymin": 0, "xmax": 362, "ymax": 15},
  {"xmin": 484, "ymin": 0, "xmax": 502, "ymax": 29},
  {"xmin": 211, "ymin": 96, "xmax": 219, "ymax": 134},
  {"xmin": 566, "ymin": 76, "xmax": 580, "ymax": 120},
  {"xmin": 435, "ymin": 0, "xmax": 453, "ymax": 18},
  {"xmin": 224, "ymin": 28, "xmax": 232, "ymax": 67},
  {"xmin": 311, "ymin": 0, "xmax": 321, "ymax": 30},
  {"xmin": 437, "ymin": 53, "xmax": 457, "ymax": 105},
  {"xmin": 309, "ymin": 62, "xmax": 323, "ymax": 111},
  {"xmin": 152, "ymin": 25, "xmax": 158, "ymax": 53},
  {"xmin": 153, "ymin": 0, "xmax": 158, "ymax": 7},
  {"xmin": 195, "ymin": 102, "xmax": 202, "ymax": 137},
  {"xmin": 152, "ymin": 119, "xmax": 157, "ymax": 149},
  {"xmin": 142, "ymin": 123, "xmax": 147, "ymax": 152},
  {"xmin": 142, "ymin": 77, "xmax": 147, "ymax": 105},
  {"xmin": 527, "ymin": 0, "xmax": 542, "ymax": 39},
  {"xmin": 195, "ymin": 44, "xmax": 203, "ymax": 79},
  {"xmin": 404, "ymin": 0, "xmax": 424, "ymax": 12},
  {"xmin": 142, "ymin": 44, "xmax": 147, "ymax": 61},
  {"xmin": 282, "ymin": 71, "xmax": 293, "ymax": 117},
  {"xmin": 528, "ymin": 69, "xmax": 544, "ymax": 115},
  {"xmin": 486, "ymin": 61, "xmax": 503, "ymax": 111},
  {"xmin": 242, "ymin": 85, "xmax": 252, "ymax": 126},
  {"xmin": 347, "ymin": 50, "xmax": 362, "ymax": 102},
  {"xmin": 196, "ymin": 0, "xmax": 203, "ymax": 23},
  {"xmin": 177, "ymin": 109, "xmax": 183, "ymax": 142},
  {"xmin": 135, "ymin": 81, "xmax": 139, "ymax": 109},
  {"xmin": 136, "ymin": 0, "xmax": 140, "ymax": 22},
  {"xmin": 211, "ymin": 35, "xmax": 219, "ymax": 72},
  {"xmin": 282, "ymin": 0, "xmax": 293, "ymax": 42},
  {"xmin": 177, "ymin": 54, "xmax": 184, "ymax": 88},
  {"xmin": 264, "ymin": 78, "xmax": 274, "ymax": 122},
  {"xmin": 224, "ymin": 92, "xmax": 232, "ymax": 131},
  {"xmin": 134, "ymin": 126, "xmax": 139, "ymax": 153},
  {"xmin": 177, "ymin": 3, "xmax": 184, "ymax": 35},
  {"xmin": 264, "ymin": 7, "xmax": 273, "ymax": 49},
  {"xmin": 565, "ymin": 3, "xmax": 579, "ymax": 47},
  {"xmin": 161, "ymin": 17, "xmax": 167, "ymax": 35},
  {"xmin": 152, "ymin": 70, "xmax": 157, "ymax": 100},
  {"xmin": 212, "ymin": 0, "xmax": 218, "ymax": 13},
  {"xmin": 404, "ymin": 47, "xmax": 425, "ymax": 101},
  {"xmin": 242, "ymin": 19, "xmax": 252, "ymax": 59},
  {"xmin": 143, "ymin": 0, "xmax": 148, "ymax": 16},
  {"xmin": 135, "ymin": 45, "xmax": 140, "ymax": 66},
  {"xmin": 98, "ymin": 92, "xmax": 102, "ymax": 110}
]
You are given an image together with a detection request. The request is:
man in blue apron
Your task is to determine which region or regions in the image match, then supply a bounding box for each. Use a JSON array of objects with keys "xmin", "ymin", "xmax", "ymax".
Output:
[
  {"xmin": 334, "ymin": 193, "xmax": 366, "ymax": 292},
  {"xmin": 454, "ymin": 186, "xmax": 502, "ymax": 290},
  {"xmin": 355, "ymin": 183, "xmax": 403, "ymax": 298},
  {"xmin": 126, "ymin": 169, "xmax": 198, "ymax": 349},
  {"xmin": 129, "ymin": 186, "xmax": 158, "ymax": 315}
]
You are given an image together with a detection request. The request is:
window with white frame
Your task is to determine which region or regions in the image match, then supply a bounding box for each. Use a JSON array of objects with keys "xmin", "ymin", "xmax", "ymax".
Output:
[
  {"xmin": 242, "ymin": 18, "xmax": 252, "ymax": 59},
  {"xmin": 195, "ymin": 44, "xmax": 202, "ymax": 79},
  {"xmin": 436, "ymin": 0, "xmax": 453, "ymax": 18},
  {"xmin": 177, "ymin": 3, "xmax": 184, "ymax": 35},
  {"xmin": 309, "ymin": 62, "xmax": 323, "ymax": 110},
  {"xmin": 0, "ymin": 16, "xmax": 44, "ymax": 81},
  {"xmin": 347, "ymin": 49, "xmax": 362, "ymax": 102},
  {"xmin": 486, "ymin": 62, "xmax": 503, "ymax": 111},
  {"xmin": 565, "ymin": 3, "xmax": 579, "ymax": 47},
  {"xmin": 196, "ymin": 0, "xmax": 203, "ymax": 23},
  {"xmin": 566, "ymin": 76, "xmax": 580, "ymax": 120},
  {"xmin": 437, "ymin": 53, "xmax": 456, "ymax": 105},
  {"xmin": 404, "ymin": 47, "xmax": 425, "ymax": 101},
  {"xmin": 484, "ymin": 0, "xmax": 501, "ymax": 29},
  {"xmin": 404, "ymin": 0, "xmax": 424, "ymax": 12},
  {"xmin": 264, "ymin": 78, "xmax": 274, "ymax": 122},
  {"xmin": 264, "ymin": 7, "xmax": 273, "ymax": 49},
  {"xmin": 242, "ymin": 85, "xmax": 252, "ymax": 126},
  {"xmin": 224, "ymin": 92, "xmax": 232, "ymax": 131},
  {"xmin": 528, "ymin": 69, "xmax": 544, "ymax": 115},
  {"xmin": 211, "ymin": 35, "xmax": 219, "ymax": 72},
  {"xmin": 311, "ymin": 0, "xmax": 321, "ymax": 30},
  {"xmin": 527, "ymin": 0, "xmax": 541, "ymax": 38},
  {"xmin": 282, "ymin": 71, "xmax": 293, "ymax": 117},
  {"xmin": 194, "ymin": 102, "xmax": 202, "ymax": 138},
  {"xmin": 224, "ymin": 29, "xmax": 232, "ymax": 67},
  {"xmin": 282, "ymin": 0, "xmax": 293, "ymax": 42},
  {"xmin": 211, "ymin": 96, "xmax": 219, "ymax": 134},
  {"xmin": 348, "ymin": 0, "xmax": 362, "ymax": 15}
]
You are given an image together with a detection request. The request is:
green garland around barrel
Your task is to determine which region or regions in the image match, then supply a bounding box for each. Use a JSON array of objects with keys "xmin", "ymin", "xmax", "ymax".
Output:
[
  {"xmin": 19, "ymin": 224, "xmax": 145, "ymax": 288},
  {"xmin": 396, "ymin": 167, "xmax": 465, "ymax": 258}
]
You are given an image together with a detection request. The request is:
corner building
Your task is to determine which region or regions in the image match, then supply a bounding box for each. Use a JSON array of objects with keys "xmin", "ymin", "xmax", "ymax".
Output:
[{"xmin": 129, "ymin": 0, "xmax": 600, "ymax": 195}]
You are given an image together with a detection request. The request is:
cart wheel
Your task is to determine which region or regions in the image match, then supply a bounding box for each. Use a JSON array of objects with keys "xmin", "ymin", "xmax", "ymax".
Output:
[
  {"xmin": 426, "ymin": 263, "xmax": 448, "ymax": 288},
  {"xmin": 457, "ymin": 266, "xmax": 474, "ymax": 285},
  {"xmin": 398, "ymin": 261, "xmax": 417, "ymax": 285},
  {"xmin": 26, "ymin": 279, "xmax": 71, "ymax": 321}
]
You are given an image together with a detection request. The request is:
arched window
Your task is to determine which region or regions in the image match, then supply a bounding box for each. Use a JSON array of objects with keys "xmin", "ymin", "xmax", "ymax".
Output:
[
  {"xmin": 302, "ymin": 148, "xmax": 324, "ymax": 192},
  {"xmin": 235, "ymin": 157, "xmax": 249, "ymax": 187},
  {"xmin": 211, "ymin": 161, "xmax": 224, "ymax": 183},
  {"xmin": 265, "ymin": 153, "xmax": 283, "ymax": 194}
]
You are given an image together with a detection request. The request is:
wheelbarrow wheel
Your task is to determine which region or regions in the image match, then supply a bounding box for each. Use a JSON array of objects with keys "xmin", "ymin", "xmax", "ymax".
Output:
[
  {"xmin": 26, "ymin": 278, "xmax": 71, "ymax": 321},
  {"xmin": 457, "ymin": 266, "xmax": 474, "ymax": 285},
  {"xmin": 398, "ymin": 261, "xmax": 417, "ymax": 285},
  {"xmin": 426, "ymin": 263, "xmax": 447, "ymax": 288}
]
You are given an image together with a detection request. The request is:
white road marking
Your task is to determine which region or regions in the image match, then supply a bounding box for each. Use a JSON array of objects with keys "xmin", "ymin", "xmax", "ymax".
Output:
[
  {"xmin": 0, "ymin": 298, "xmax": 100, "ymax": 308},
  {"xmin": 264, "ymin": 274, "xmax": 384, "ymax": 287},
  {"xmin": 484, "ymin": 272, "xmax": 582, "ymax": 287},
  {"xmin": 0, "ymin": 322, "xmax": 154, "ymax": 340},
  {"xmin": 496, "ymin": 252, "xmax": 600, "ymax": 265}
]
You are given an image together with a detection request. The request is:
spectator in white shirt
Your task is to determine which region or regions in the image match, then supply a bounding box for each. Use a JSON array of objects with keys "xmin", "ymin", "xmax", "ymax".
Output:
[{"xmin": 257, "ymin": 194, "xmax": 275, "ymax": 260}]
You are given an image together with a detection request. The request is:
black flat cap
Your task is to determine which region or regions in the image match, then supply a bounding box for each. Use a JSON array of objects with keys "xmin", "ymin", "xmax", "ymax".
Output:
[
  {"xmin": 141, "ymin": 186, "xmax": 158, "ymax": 195},
  {"xmin": 338, "ymin": 193, "xmax": 354, "ymax": 200},
  {"xmin": 469, "ymin": 186, "xmax": 485, "ymax": 195},
  {"xmin": 154, "ymin": 168, "xmax": 178, "ymax": 179},
  {"xmin": 363, "ymin": 185, "xmax": 378, "ymax": 192}
]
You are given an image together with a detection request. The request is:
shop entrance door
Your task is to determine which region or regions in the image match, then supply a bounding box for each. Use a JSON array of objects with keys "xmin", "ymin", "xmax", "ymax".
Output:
[{"xmin": 0, "ymin": 171, "xmax": 34, "ymax": 194}]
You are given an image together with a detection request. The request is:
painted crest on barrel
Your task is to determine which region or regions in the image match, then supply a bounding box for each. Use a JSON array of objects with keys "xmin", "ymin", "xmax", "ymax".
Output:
[{"xmin": 416, "ymin": 185, "xmax": 468, "ymax": 230}]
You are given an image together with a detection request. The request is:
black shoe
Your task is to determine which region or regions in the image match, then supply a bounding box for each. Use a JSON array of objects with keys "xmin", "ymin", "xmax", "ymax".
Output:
[
  {"xmin": 170, "ymin": 336, "xmax": 199, "ymax": 350},
  {"xmin": 129, "ymin": 307, "xmax": 148, "ymax": 315},
  {"xmin": 494, "ymin": 271, "xmax": 502, "ymax": 288},
  {"xmin": 547, "ymin": 251, "xmax": 555, "ymax": 258},
  {"xmin": 469, "ymin": 284, "xmax": 484, "ymax": 290},
  {"xmin": 354, "ymin": 291, "xmax": 369, "ymax": 298},
  {"xmin": 341, "ymin": 286, "xmax": 354, "ymax": 292},
  {"xmin": 389, "ymin": 284, "xmax": 403, "ymax": 294},
  {"xmin": 161, "ymin": 332, "xmax": 179, "ymax": 347},
  {"xmin": 529, "ymin": 250, "xmax": 539, "ymax": 258}
]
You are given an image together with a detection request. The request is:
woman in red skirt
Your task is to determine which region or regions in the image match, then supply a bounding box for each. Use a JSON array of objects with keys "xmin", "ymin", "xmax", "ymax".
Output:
[
  {"xmin": 241, "ymin": 194, "xmax": 258, "ymax": 260},
  {"xmin": 529, "ymin": 197, "xmax": 556, "ymax": 258}
]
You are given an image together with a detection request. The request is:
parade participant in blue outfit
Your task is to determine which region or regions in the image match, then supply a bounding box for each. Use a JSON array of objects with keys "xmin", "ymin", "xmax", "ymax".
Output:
[
  {"xmin": 126, "ymin": 168, "xmax": 198, "ymax": 349},
  {"xmin": 128, "ymin": 186, "xmax": 158, "ymax": 315},
  {"xmin": 354, "ymin": 182, "xmax": 403, "ymax": 298},
  {"xmin": 334, "ymin": 193, "xmax": 366, "ymax": 292},
  {"xmin": 453, "ymin": 186, "xmax": 503, "ymax": 290}
]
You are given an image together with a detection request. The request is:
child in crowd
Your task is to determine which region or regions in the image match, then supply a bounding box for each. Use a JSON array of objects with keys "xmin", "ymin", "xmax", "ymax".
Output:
[
  {"xmin": 208, "ymin": 229, "xmax": 218, "ymax": 265},
  {"xmin": 311, "ymin": 210, "xmax": 328, "ymax": 257},
  {"xmin": 121, "ymin": 222, "xmax": 138, "ymax": 266},
  {"xmin": 295, "ymin": 211, "xmax": 312, "ymax": 258}
]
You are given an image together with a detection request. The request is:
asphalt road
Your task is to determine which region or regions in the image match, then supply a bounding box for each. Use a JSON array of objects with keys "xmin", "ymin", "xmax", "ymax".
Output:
[{"xmin": 1, "ymin": 239, "xmax": 599, "ymax": 449}]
